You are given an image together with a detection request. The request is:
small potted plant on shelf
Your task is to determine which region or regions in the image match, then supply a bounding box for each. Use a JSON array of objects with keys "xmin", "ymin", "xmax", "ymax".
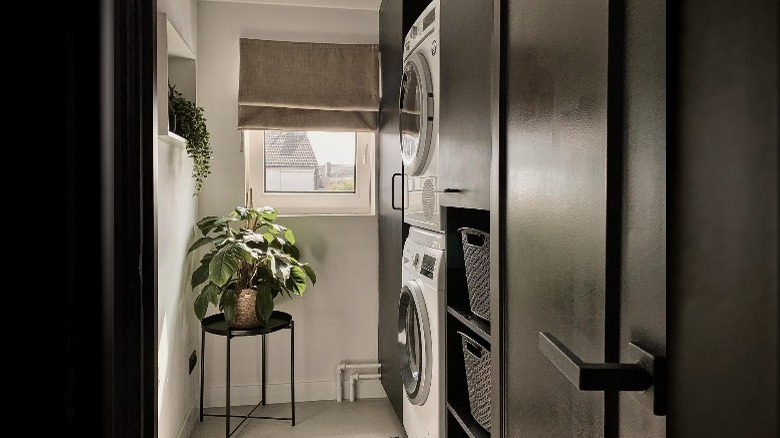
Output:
[
  {"xmin": 169, "ymin": 82, "xmax": 212, "ymax": 195},
  {"xmin": 189, "ymin": 205, "xmax": 316, "ymax": 328}
]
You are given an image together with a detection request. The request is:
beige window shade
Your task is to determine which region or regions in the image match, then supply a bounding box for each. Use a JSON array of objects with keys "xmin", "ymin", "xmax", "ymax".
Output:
[{"xmin": 239, "ymin": 38, "xmax": 379, "ymax": 131}]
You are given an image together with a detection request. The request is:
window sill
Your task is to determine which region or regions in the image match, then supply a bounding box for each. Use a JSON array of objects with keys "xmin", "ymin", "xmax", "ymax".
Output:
[{"xmin": 275, "ymin": 212, "xmax": 377, "ymax": 218}]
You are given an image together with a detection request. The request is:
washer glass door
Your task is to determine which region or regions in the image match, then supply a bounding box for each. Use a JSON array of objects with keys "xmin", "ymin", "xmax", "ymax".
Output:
[
  {"xmin": 400, "ymin": 53, "xmax": 433, "ymax": 176},
  {"xmin": 398, "ymin": 281, "xmax": 431, "ymax": 405}
]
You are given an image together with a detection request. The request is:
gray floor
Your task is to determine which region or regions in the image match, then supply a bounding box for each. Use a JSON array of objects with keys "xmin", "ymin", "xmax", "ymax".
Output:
[{"xmin": 189, "ymin": 398, "xmax": 407, "ymax": 438}]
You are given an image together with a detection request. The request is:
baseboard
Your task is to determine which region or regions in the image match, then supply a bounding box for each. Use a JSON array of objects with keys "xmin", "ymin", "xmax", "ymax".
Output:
[
  {"xmin": 204, "ymin": 379, "xmax": 387, "ymax": 408},
  {"xmin": 174, "ymin": 406, "xmax": 195, "ymax": 438}
]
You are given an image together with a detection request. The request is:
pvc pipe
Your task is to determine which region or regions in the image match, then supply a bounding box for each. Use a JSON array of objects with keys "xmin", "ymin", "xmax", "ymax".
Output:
[
  {"xmin": 339, "ymin": 363, "xmax": 381, "ymax": 370},
  {"xmin": 336, "ymin": 363, "xmax": 381, "ymax": 402},
  {"xmin": 349, "ymin": 374, "xmax": 358, "ymax": 402},
  {"xmin": 349, "ymin": 373, "xmax": 382, "ymax": 402}
]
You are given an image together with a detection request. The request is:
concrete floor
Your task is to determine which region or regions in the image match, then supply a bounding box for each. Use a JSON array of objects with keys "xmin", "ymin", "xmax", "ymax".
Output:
[{"xmin": 189, "ymin": 398, "xmax": 407, "ymax": 438}]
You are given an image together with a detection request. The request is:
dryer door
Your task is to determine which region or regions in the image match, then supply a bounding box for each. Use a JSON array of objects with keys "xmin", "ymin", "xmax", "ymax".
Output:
[
  {"xmin": 398, "ymin": 280, "xmax": 432, "ymax": 405},
  {"xmin": 400, "ymin": 52, "xmax": 434, "ymax": 176}
]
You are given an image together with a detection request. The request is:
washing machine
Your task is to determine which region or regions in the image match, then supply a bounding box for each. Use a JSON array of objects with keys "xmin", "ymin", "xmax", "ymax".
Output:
[
  {"xmin": 399, "ymin": 227, "xmax": 445, "ymax": 438},
  {"xmin": 401, "ymin": 0, "xmax": 445, "ymax": 233}
]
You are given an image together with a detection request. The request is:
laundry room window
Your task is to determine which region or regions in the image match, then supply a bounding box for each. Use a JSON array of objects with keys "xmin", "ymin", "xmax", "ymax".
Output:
[{"xmin": 244, "ymin": 130, "xmax": 375, "ymax": 215}]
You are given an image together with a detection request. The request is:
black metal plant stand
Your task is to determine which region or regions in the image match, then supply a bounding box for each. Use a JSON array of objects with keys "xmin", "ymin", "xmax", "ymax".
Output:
[{"xmin": 199, "ymin": 311, "xmax": 296, "ymax": 438}]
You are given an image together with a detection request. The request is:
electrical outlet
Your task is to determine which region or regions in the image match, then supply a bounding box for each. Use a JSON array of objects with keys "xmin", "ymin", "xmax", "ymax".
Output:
[{"xmin": 189, "ymin": 350, "xmax": 197, "ymax": 375}]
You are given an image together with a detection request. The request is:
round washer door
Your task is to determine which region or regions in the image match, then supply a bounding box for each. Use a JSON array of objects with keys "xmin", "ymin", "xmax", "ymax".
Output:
[
  {"xmin": 399, "ymin": 52, "xmax": 434, "ymax": 176},
  {"xmin": 398, "ymin": 280, "xmax": 432, "ymax": 405}
]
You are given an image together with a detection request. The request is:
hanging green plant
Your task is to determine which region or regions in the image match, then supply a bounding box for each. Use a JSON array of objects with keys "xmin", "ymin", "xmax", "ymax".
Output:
[{"xmin": 169, "ymin": 83, "xmax": 212, "ymax": 195}]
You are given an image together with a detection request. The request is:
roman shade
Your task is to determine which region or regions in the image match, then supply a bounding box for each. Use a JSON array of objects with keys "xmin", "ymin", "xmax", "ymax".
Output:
[{"xmin": 238, "ymin": 38, "xmax": 380, "ymax": 131}]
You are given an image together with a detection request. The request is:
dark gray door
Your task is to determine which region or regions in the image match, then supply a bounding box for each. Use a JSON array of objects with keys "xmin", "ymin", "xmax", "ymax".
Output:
[
  {"xmin": 503, "ymin": 0, "xmax": 610, "ymax": 435},
  {"xmin": 378, "ymin": 0, "xmax": 405, "ymax": 421},
  {"xmin": 618, "ymin": 0, "xmax": 665, "ymax": 436},
  {"xmin": 502, "ymin": 0, "xmax": 668, "ymax": 435}
]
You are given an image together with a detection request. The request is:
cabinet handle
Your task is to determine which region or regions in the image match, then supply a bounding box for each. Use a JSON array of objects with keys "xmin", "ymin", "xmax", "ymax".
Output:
[
  {"xmin": 539, "ymin": 332, "xmax": 666, "ymax": 415},
  {"xmin": 435, "ymin": 188, "xmax": 462, "ymax": 193},
  {"xmin": 391, "ymin": 173, "xmax": 403, "ymax": 211}
]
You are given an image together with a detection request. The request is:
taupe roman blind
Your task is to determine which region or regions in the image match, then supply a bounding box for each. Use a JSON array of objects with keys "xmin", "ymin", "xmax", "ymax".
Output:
[{"xmin": 238, "ymin": 38, "xmax": 380, "ymax": 131}]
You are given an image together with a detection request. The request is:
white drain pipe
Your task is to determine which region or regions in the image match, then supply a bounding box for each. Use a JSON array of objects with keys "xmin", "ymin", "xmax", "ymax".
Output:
[
  {"xmin": 349, "ymin": 373, "xmax": 382, "ymax": 402},
  {"xmin": 336, "ymin": 363, "xmax": 381, "ymax": 402}
]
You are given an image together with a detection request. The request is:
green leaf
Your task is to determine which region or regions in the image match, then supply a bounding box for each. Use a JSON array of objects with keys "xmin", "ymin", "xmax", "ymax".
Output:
[
  {"xmin": 188, "ymin": 236, "xmax": 218, "ymax": 253},
  {"xmin": 263, "ymin": 232, "xmax": 276, "ymax": 243},
  {"xmin": 191, "ymin": 261, "xmax": 209, "ymax": 289},
  {"xmin": 285, "ymin": 243, "xmax": 300, "ymax": 260},
  {"xmin": 277, "ymin": 264, "xmax": 291, "ymax": 282},
  {"xmin": 259, "ymin": 208, "xmax": 277, "ymax": 222},
  {"xmin": 240, "ymin": 230, "xmax": 265, "ymax": 243},
  {"xmin": 202, "ymin": 283, "xmax": 220, "ymax": 306},
  {"xmin": 194, "ymin": 290, "xmax": 209, "ymax": 319},
  {"xmin": 234, "ymin": 206, "xmax": 249, "ymax": 217},
  {"xmin": 288, "ymin": 266, "xmax": 307, "ymax": 295},
  {"xmin": 197, "ymin": 216, "xmax": 219, "ymax": 234},
  {"xmin": 233, "ymin": 243, "xmax": 254, "ymax": 263},
  {"xmin": 301, "ymin": 263, "xmax": 317, "ymax": 285},
  {"xmin": 222, "ymin": 290, "xmax": 237, "ymax": 322},
  {"xmin": 268, "ymin": 255, "xmax": 278, "ymax": 279},
  {"xmin": 254, "ymin": 287, "xmax": 274, "ymax": 324},
  {"xmin": 209, "ymin": 247, "xmax": 238, "ymax": 287},
  {"xmin": 283, "ymin": 229, "xmax": 296, "ymax": 245}
]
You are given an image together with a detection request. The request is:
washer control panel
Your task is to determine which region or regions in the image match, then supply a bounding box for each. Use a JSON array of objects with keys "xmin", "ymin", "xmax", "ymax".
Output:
[{"xmin": 420, "ymin": 254, "xmax": 436, "ymax": 279}]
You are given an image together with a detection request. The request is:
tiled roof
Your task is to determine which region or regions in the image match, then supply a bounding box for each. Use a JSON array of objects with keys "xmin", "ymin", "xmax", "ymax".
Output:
[{"xmin": 264, "ymin": 131, "xmax": 319, "ymax": 167}]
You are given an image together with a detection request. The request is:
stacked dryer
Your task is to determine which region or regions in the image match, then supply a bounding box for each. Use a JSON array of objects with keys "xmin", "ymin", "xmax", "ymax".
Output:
[
  {"xmin": 398, "ymin": 1, "xmax": 446, "ymax": 437},
  {"xmin": 400, "ymin": 0, "xmax": 443, "ymax": 234}
]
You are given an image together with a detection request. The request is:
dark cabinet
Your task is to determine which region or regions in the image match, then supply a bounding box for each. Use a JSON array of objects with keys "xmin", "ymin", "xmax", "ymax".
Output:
[
  {"xmin": 378, "ymin": 0, "xmax": 405, "ymax": 421},
  {"xmin": 439, "ymin": 0, "xmax": 493, "ymax": 211},
  {"xmin": 378, "ymin": 0, "xmax": 438, "ymax": 422}
]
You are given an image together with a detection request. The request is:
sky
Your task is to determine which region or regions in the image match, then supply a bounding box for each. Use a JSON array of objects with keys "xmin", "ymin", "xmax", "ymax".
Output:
[{"xmin": 306, "ymin": 131, "xmax": 357, "ymax": 165}]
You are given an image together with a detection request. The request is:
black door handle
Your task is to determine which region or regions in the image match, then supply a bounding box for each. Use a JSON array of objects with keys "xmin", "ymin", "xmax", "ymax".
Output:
[
  {"xmin": 391, "ymin": 173, "xmax": 403, "ymax": 211},
  {"xmin": 539, "ymin": 332, "xmax": 666, "ymax": 415}
]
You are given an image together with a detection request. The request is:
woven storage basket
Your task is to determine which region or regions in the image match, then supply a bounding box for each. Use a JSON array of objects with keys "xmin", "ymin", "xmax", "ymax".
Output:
[
  {"xmin": 459, "ymin": 331, "xmax": 491, "ymax": 431},
  {"xmin": 459, "ymin": 227, "xmax": 491, "ymax": 321}
]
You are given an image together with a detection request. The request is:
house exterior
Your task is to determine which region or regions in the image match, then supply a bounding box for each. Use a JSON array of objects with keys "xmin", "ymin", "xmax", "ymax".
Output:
[{"xmin": 264, "ymin": 131, "xmax": 319, "ymax": 191}]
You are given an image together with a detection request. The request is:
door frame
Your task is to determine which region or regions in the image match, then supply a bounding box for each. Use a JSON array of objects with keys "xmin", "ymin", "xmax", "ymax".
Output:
[{"xmin": 112, "ymin": 0, "xmax": 158, "ymax": 435}]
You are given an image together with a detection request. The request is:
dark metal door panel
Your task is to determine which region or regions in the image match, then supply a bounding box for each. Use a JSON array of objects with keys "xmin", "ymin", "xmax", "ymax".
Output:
[
  {"xmin": 439, "ymin": 0, "xmax": 492, "ymax": 210},
  {"xmin": 504, "ymin": 0, "xmax": 609, "ymax": 436},
  {"xmin": 378, "ymin": 0, "xmax": 405, "ymax": 421},
  {"xmin": 669, "ymin": 0, "xmax": 778, "ymax": 436},
  {"xmin": 618, "ymin": 0, "xmax": 666, "ymax": 436}
]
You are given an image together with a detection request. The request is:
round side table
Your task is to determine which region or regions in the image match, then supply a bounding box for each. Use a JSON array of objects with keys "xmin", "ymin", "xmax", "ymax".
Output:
[{"xmin": 199, "ymin": 311, "xmax": 295, "ymax": 437}]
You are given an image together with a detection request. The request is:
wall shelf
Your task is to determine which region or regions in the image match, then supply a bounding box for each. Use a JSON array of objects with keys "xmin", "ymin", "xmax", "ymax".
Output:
[
  {"xmin": 447, "ymin": 306, "xmax": 490, "ymax": 345},
  {"xmin": 447, "ymin": 401, "xmax": 490, "ymax": 438},
  {"xmin": 158, "ymin": 13, "xmax": 197, "ymax": 139},
  {"xmin": 159, "ymin": 131, "xmax": 187, "ymax": 145}
]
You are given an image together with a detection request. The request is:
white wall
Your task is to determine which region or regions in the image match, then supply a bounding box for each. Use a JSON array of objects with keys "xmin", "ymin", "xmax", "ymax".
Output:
[
  {"xmin": 157, "ymin": 137, "xmax": 199, "ymax": 438},
  {"xmin": 158, "ymin": 1, "xmax": 199, "ymax": 438},
  {"xmin": 160, "ymin": 0, "xmax": 198, "ymax": 52},
  {"xmin": 197, "ymin": 0, "xmax": 381, "ymax": 406}
]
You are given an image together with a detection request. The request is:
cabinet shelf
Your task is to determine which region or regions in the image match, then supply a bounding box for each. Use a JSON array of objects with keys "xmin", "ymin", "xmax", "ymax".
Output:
[
  {"xmin": 447, "ymin": 305, "xmax": 490, "ymax": 345},
  {"xmin": 447, "ymin": 401, "xmax": 490, "ymax": 438}
]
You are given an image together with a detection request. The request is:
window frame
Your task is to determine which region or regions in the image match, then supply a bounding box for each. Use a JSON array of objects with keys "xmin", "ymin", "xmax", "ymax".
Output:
[{"xmin": 244, "ymin": 130, "xmax": 375, "ymax": 216}]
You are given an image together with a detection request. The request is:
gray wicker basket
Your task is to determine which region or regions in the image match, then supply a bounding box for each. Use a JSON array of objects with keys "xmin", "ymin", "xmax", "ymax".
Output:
[
  {"xmin": 459, "ymin": 331, "xmax": 491, "ymax": 432},
  {"xmin": 459, "ymin": 227, "xmax": 491, "ymax": 321}
]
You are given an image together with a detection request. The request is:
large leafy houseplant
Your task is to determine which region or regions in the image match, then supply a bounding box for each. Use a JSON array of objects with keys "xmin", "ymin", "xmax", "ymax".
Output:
[
  {"xmin": 169, "ymin": 83, "xmax": 212, "ymax": 195},
  {"xmin": 189, "ymin": 206, "xmax": 316, "ymax": 327}
]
